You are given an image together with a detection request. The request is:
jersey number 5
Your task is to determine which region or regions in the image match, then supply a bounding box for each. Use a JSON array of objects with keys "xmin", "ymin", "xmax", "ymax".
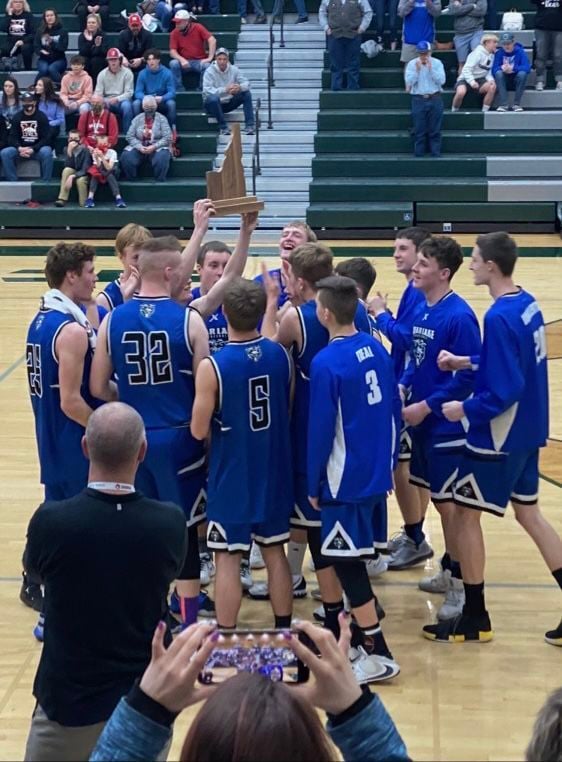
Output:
[
  {"xmin": 365, "ymin": 369, "xmax": 382, "ymax": 405},
  {"xmin": 249, "ymin": 375, "xmax": 271, "ymax": 431},
  {"xmin": 123, "ymin": 331, "xmax": 173, "ymax": 385}
]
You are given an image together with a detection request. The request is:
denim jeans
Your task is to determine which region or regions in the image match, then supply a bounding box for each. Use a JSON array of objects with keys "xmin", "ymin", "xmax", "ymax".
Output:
[
  {"xmin": 237, "ymin": 0, "xmax": 265, "ymax": 17},
  {"xmin": 120, "ymin": 147, "xmax": 171, "ymax": 181},
  {"xmin": 36, "ymin": 58, "xmax": 67, "ymax": 84},
  {"xmin": 133, "ymin": 99, "xmax": 177, "ymax": 128},
  {"xmin": 369, "ymin": 0, "xmax": 399, "ymax": 41},
  {"xmin": 204, "ymin": 91, "xmax": 254, "ymax": 129},
  {"xmin": 271, "ymin": 0, "xmax": 308, "ymax": 20},
  {"xmin": 534, "ymin": 29, "xmax": 562, "ymax": 82},
  {"xmin": 494, "ymin": 69, "xmax": 528, "ymax": 106},
  {"xmin": 328, "ymin": 35, "xmax": 361, "ymax": 90},
  {"xmin": 154, "ymin": 0, "xmax": 173, "ymax": 31},
  {"xmin": 169, "ymin": 58, "xmax": 209, "ymax": 90},
  {"xmin": 1, "ymin": 145, "xmax": 54, "ymax": 181},
  {"xmin": 411, "ymin": 94, "xmax": 443, "ymax": 157},
  {"xmin": 107, "ymin": 100, "xmax": 133, "ymax": 132}
]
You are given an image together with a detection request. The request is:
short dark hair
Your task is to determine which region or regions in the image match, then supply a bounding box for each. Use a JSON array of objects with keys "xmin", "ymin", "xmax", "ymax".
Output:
[
  {"xmin": 419, "ymin": 236, "xmax": 463, "ymax": 281},
  {"xmin": 144, "ymin": 47, "xmax": 161, "ymax": 61},
  {"xmin": 475, "ymin": 231, "xmax": 518, "ymax": 276},
  {"xmin": 197, "ymin": 240, "xmax": 232, "ymax": 266},
  {"xmin": 288, "ymin": 243, "xmax": 333, "ymax": 286},
  {"xmin": 335, "ymin": 257, "xmax": 376, "ymax": 299},
  {"xmin": 45, "ymin": 242, "xmax": 96, "ymax": 288},
  {"xmin": 223, "ymin": 277, "xmax": 266, "ymax": 331},
  {"xmin": 316, "ymin": 275, "xmax": 358, "ymax": 325},
  {"xmin": 70, "ymin": 54, "xmax": 86, "ymax": 66},
  {"xmin": 396, "ymin": 226, "xmax": 432, "ymax": 250},
  {"xmin": 181, "ymin": 672, "xmax": 334, "ymax": 762}
]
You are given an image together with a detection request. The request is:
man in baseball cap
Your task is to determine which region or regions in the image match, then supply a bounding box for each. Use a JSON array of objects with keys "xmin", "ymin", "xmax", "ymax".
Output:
[
  {"xmin": 94, "ymin": 46, "xmax": 134, "ymax": 131},
  {"xmin": 202, "ymin": 45, "xmax": 255, "ymax": 135},
  {"xmin": 117, "ymin": 12, "xmax": 154, "ymax": 70},
  {"xmin": 492, "ymin": 30, "xmax": 531, "ymax": 111},
  {"xmin": 404, "ymin": 40, "xmax": 446, "ymax": 157},
  {"xmin": 169, "ymin": 11, "xmax": 216, "ymax": 90}
]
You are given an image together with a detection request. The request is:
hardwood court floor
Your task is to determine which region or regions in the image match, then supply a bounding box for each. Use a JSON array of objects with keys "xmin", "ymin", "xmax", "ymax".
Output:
[{"xmin": 0, "ymin": 248, "xmax": 560, "ymax": 761}]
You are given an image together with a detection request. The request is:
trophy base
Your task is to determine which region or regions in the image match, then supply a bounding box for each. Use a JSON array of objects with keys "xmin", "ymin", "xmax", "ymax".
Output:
[{"xmin": 210, "ymin": 196, "xmax": 265, "ymax": 216}]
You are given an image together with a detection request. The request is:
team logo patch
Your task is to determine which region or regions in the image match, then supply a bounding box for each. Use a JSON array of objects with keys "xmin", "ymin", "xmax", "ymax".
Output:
[
  {"xmin": 246, "ymin": 345, "xmax": 262, "ymax": 362},
  {"xmin": 412, "ymin": 337, "xmax": 426, "ymax": 367},
  {"xmin": 34, "ymin": 315, "xmax": 44, "ymax": 330},
  {"xmin": 208, "ymin": 521, "xmax": 226, "ymax": 544},
  {"xmin": 140, "ymin": 303, "xmax": 155, "ymax": 318},
  {"xmin": 456, "ymin": 481, "xmax": 478, "ymax": 500}
]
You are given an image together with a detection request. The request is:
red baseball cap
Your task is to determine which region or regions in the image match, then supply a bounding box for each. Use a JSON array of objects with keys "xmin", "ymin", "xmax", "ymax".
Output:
[
  {"xmin": 106, "ymin": 47, "xmax": 121, "ymax": 59},
  {"xmin": 128, "ymin": 12, "xmax": 142, "ymax": 26}
]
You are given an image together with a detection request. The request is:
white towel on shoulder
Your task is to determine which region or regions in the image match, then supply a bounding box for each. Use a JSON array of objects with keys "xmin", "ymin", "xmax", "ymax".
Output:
[{"xmin": 41, "ymin": 289, "xmax": 97, "ymax": 350}]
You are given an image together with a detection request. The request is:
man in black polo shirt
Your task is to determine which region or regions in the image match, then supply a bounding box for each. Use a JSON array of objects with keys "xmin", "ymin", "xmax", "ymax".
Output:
[{"xmin": 24, "ymin": 401, "xmax": 187, "ymax": 761}]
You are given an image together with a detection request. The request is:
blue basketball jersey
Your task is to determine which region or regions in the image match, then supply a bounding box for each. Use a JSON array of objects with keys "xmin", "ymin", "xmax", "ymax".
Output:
[
  {"xmin": 26, "ymin": 308, "xmax": 96, "ymax": 491},
  {"xmin": 401, "ymin": 291, "xmax": 481, "ymax": 438},
  {"xmin": 308, "ymin": 332, "xmax": 396, "ymax": 503},
  {"xmin": 254, "ymin": 267, "xmax": 288, "ymax": 308},
  {"xmin": 101, "ymin": 280, "xmax": 123, "ymax": 310},
  {"xmin": 291, "ymin": 299, "xmax": 372, "ymax": 475},
  {"xmin": 107, "ymin": 296, "xmax": 197, "ymax": 429},
  {"xmin": 206, "ymin": 337, "xmax": 293, "ymax": 525},
  {"xmin": 463, "ymin": 289, "xmax": 549, "ymax": 454},
  {"xmin": 191, "ymin": 286, "xmax": 228, "ymax": 355},
  {"xmin": 375, "ymin": 280, "xmax": 425, "ymax": 379}
]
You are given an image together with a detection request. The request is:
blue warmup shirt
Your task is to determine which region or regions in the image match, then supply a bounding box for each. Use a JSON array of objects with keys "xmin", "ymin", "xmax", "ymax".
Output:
[
  {"xmin": 134, "ymin": 64, "xmax": 175, "ymax": 101},
  {"xmin": 206, "ymin": 337, "xmax": 293, "ymax": 525},
  {"xmin": 292, "ymin": 299, "xmax": 372, "ymax": 476},
  {"xmin": 401, "ymin": 291, "xmax": 481, "ymax": 438},
  {"xmin": 101, "ymin": 280, "xmax": 124, "ymax": 311},
  {"xmin": 107, "ymin": 296, "xmax": 197, "ymax": 429},
  {"xmin": 308, "ymin": 332, "xmax": 396, "ymax": 503},
  {"xmin": 464, "ymin": 289, "xmax": 549, "ymax": 454},
  {"xmin": 191, "ymin": 286, "xmax": 228, "ymax": 354},
  {"xmin": 254, "ymin": 267, "xmax": 288, "ymax": 308},
  {"xmin": 375, "ymin": 280, "xmax": 425, "ymax": 380},
  {"xmin": 26, "ymin": 308, "xmax": 97, "ymax": 488},
  {"xmin": 403, "ymin": 0, "xmax": 436, "ymax": 44}
]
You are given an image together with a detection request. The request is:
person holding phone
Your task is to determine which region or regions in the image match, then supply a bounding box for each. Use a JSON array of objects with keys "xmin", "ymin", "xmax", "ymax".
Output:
[{"xmin": 404, "ymin": 40, "xmax": 445, "ymax": 157}]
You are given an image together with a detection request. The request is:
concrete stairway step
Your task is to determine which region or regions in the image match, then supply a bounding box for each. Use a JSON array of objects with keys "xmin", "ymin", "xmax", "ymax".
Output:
[
  {"xmin": 488, "ymin": 179, "xmax": 562, "ymax": 201},
  {"xmin": 253, "ymin": 177, "xmax": 311, "ymax": 191},
  {"xmin": 235, "ymin": 50, "xmax": 325, "ymax": 62},
  {"xmin": 214, "ymin": 110, "xmax": 319, "ymax": 122},
  {"xmin": 485, "ymin": 109, "xmax": 562, "ymax": 129},
  {"xmin": 219, "ymin": 131, "xmax": 315, "ymax": 144},
  {"xmin": 487, "ymin": 155, "xmax": 562, "ymax": 176},
  {"xmin": 0, "ymin": 181, "xmax": 32, "ymax": 202}
]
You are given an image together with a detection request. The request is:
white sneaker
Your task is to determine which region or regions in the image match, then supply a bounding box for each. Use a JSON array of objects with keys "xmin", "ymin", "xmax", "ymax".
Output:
[
  {"xmin": 419, "ymin": 567, "xmax": 450, "ymax": 594},
  {"xmin": 536, "ymin": 81, "xmax": 545, "ymax": 91},
  {"xmin": 308, "ymin": 555, "xmax": 316, "ymax": 572},
  {"xmin": 365, "ymin": 555, "xmax": 388, "ymax": 578},
  {"xmin": 386, "ymin": 528, "xmax": 407, "ymax": 554},
  {"xmin": 351, "ymin": 647, "xmax": 400, "ymax": 684},
  {"xmin": 199, "ymin": 553, "xmax": 215, "ymax": 587},
  {"xmin": 557, "ymin": 81, "xmax": 562, "ymax": 91},
  {"xmin": 249, "ymin": 542, "xmax": 265, "ymax": 569},
  {"xmin": 437, "ymin": 576, "xmax": 465, "ymax": 620},
  {"xmin": 240, "ymin": 561, "xmax": 253, "ymax": 591}
]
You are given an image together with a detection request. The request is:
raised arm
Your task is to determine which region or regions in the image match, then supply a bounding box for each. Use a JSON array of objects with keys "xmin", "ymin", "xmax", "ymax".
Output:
[{"xmin": 178, "ymin": 198, "xmax": 216, "ymax": 287}]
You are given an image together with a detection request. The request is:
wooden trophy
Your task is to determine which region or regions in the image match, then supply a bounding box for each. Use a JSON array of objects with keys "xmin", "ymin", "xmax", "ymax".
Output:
[{"xmin": 206, "ymin": 122, "xmax": 264, "ymax": 216}]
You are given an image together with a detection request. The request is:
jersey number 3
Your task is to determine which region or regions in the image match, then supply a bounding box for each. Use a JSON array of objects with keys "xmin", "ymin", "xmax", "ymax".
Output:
[
  {"xmin": 365, "ymin": 369, "xmax": 382, "ymax": 405},
  {"xmin": 123, "ymin": 331, "xmax": 173, "ymax": 385},
  {"xmin": 249, "ymin": 375, "xmax": 271, "ymax": 431}
]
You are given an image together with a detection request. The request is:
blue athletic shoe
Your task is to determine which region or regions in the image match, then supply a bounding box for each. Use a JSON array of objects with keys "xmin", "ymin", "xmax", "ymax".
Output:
[
  {"xmin": 198, "ymin": 591, "xmax": 215, "ymax": 618},
  {"xmin": 115, "ymin": 196, "xmax": 127, "ymax": 209},
  {"xmin": 84, "ymin": 198, "xmax": 95, "ymax": 208},
  {"xmin": 33, "ymin": 613, "xmax": 45, "ymax": 642}
]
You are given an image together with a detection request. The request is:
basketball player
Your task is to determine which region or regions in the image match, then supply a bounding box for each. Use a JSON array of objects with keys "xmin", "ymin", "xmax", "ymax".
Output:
[
  {"xmin": 308, "ymin": 275, "xmax": 399, "ymax": 684},
  {"xmin": 96, "ymin": 223, "xmax": 151, "ymax": 311},
  {"xmin": 191, "ymin": 278, "xmax": 294, "ymax": 631},
  {"xmin": 400, "ymin": 236, "xmax": 481, "ymax": 622},
  {"xmin": 369, "ymin": 228, "xmax": 434, "ymax": 573},
  {"xmin": 335, "ymin": 257, "xmax": 382, "ymax": 342},
  {"xmin": 423, "ymin": 232, "xmax": 562, "ymax": 645},
  {"xmin": 90, "ymin": 213, "xmax": 257, "ymax": 629},
  {"xmin": 23, "ymin": 242, "xmax": 100, "ymax": 635},
  {"xmin": 254, "ymin": 220, "xmax": 318, "ymax": 309}
]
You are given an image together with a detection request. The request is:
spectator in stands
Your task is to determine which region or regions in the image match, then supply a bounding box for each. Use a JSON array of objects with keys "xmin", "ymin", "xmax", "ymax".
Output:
[
  {"xmin": 372, "ymin": 0, "xmax": 400, "ymax": 50},
  {"xmin": 405, "ymin": 40, "xmax": 445, "ymax": 156},
  {"xmin": 202, "ymin": 47, "xmax": 254, "ymax": 136},
  {"xmin": 442, "ymin": 0, "xmax": 487, "ymax": 74},
  {"xmin": 452, "ymin": 32, "xmax": 497, "ymax": 111},
  {"xmin": 1, "ymin": 76, "xmax": 21, "ymax": 130},
  {"xmin": 319, "ymin": 0, "xmax": 373, "ymax": 90},
  {"xmin": 78, "ymin": 92, "xmax": 119, "ymax": 148},
  {"xmin": 74, "ymin": 0, "xmax": 109, "ymax": 35},
  {"xmin": 95, "ymin": 48, "xmax": 135, "ymax": 132},
  {"xmin": 121, "ymin": 95, "xmax": 172, "ymax": 181},
  {"xmin": 60, "ymin": 55, "xmax": 93, "ymax": 115},
  {"xmin": 85, "ymin": 134, "xmax": 126, "ymax": 208},
  {"xmin": 238, "ymin": 0, "xmax": 267, "ymax": 24},
  {"xmin": 55, "ymin": 129, "xmax": 91, "ymax": 206},
  {"xmin": 133, "ymin": 48, "xmax": 176, "ymax": 128},
  {"xmin": 118, "ymin": 13, "xmax": 153, "ymax": 71},
  {"xmin": 169, "ymin": 10, "xmax": 216, "ymax": 91},
  {"xmin": 1, "ymin": 91, "xmax": 53, "ymax": 181},
  {"xmin": 272, "ymin": 0, "xmax": 308, "ymax": 23},
  {"xmin": 79, "ymin": 13, "xmax": 109, "ymax": 82},
  {"xmin": 531, "ymin": 0, "xmax": 562, "ymax": 91},
  {"xmin": 35, "ymin": 76, "xmax": 65, "ymax": 147},
  {"xmin": 398, "ymin": 0, "xmax": 441, "ymax": 65},
  {"xmin": 492, "ymin": 31, "xmax": 530, "ymax": 111},
  {"xmin": 1, "ymin": 0, "xmax": 36, "ymax": 70},
  {"xmin": 34, "ymin": 8, "xmax": 68, "ymax": 84}
]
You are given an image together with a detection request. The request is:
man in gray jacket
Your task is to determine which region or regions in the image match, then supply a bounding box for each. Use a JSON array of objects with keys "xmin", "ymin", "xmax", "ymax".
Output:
[
  {"xmin": 319, "ymin": 0, "xmax": 373, "ymax": 90},
  {"xmin": 202, "ymin": 48, "xmax": 254, "ymax": 136},
  {"xmin": 120, "ymin": 96, "xmax": 172, "ymax": 182},
  {"xmin": 442, "ymin": 0, "xmax": 487, "ymax": 72},
  {"xmin": 94, "ymin": 48, "xmax": 135, "ymax": 132}
]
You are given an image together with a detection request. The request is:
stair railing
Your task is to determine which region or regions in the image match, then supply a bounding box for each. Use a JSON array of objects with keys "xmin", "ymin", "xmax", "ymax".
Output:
[
  {"xmin": 251, "ymin": 97, "xmax": 262, "ymax": 196},
  {"xmin": 267, "ymin": 23, "xmax": 274, "ymax": 129}
]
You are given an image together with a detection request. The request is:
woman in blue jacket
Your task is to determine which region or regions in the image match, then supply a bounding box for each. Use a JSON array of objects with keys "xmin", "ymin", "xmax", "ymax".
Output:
[{"xmin": 35, "ymin": 76, "xmax": 65, "ymax": 146}]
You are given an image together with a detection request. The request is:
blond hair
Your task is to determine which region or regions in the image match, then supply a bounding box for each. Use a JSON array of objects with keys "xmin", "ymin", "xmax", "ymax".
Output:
[
  {"xmin": 6, "ymin": 0, "xmax": 31, "ymax": 12},
  {"xmin": 283, "ymin": 221, "xmax": 317, "ymax": 243},
  {"xmin": 115, "ymin": 223, "xmax": 152, "ymax": 259}
]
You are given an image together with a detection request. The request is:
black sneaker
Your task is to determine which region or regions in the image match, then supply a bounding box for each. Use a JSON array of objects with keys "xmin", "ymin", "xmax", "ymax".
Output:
[
  {"xmin": 20, "ymin": 575, "xmax": 43, "ymax": 612},
  {"xmin": 296, "ymin": 15, "xmax": 308, "ymax": 22},
  {"xmin": 545, "ymin": 618, "xmax": 562, "ymax": 647},
  {"xmin": 423, "ymin": 611, "xmax": 493, "ymax": 643}
]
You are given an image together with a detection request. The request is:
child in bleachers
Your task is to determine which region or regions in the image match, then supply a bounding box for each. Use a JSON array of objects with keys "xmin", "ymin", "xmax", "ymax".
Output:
[
  {"xmin": 60, "ymin": 55, "xmax": 93, "ymax": 115},
  {"xmin": 84, "ymin": 134, "xmax": 127, "ymax": 208}
]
